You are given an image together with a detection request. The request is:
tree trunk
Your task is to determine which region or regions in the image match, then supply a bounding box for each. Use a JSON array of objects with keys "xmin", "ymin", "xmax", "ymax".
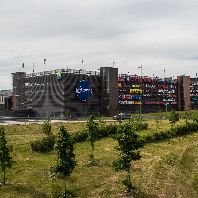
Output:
[
  {"xmin": 128, "ymin": 167, "xmax": 132, "ymax": 192},
  {"xmin": 3, "ymin": 169, "xmax": 6, "ymax": 185},
  {"xmin": 64, "ymin": 178, "xmax": 67, "ymax": 198}
]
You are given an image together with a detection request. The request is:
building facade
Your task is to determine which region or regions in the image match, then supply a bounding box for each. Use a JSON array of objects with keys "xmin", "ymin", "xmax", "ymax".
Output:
[
  {"xmin": 118, "ymin": 74, "xmax": 178, "ymax": 113},
  {"xmin": 190, "ymin": 77, "xmax": 198, "ymax": 110},
  {"xmin": 12, "ymin": 67, "xmax": 198, "ymax": 117},
  {"xmin": 12, "ymin": 67, "xmax": 118, "ymax": 117},
  {"xmin": 0, "ymin": 90, "xmax": 12, "ymax": 111}
]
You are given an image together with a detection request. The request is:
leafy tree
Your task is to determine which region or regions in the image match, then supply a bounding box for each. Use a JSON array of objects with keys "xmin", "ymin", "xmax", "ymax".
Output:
[
  {"xmin": 53, "ymin": 126, "xmax": 76, "ymax": 197},
  {"xmin": 48, "ymin": 170, "xmax": 63, "ymax": 198},
  {"xmin": 0, "ymin": 126, "xmax": 15, "ymax": 185},
  {"xmin": 112, "ymin": 120, "xmax": 144, "ymax": 192},
  {"xmin": 169, "ymin": 110, "xmax": 179, "ymax": 127},
  {"xmin": 42, "ymin": 118, "xmax": 52, "ymax": 136},
  {"xmin": 155, "ymin": 118, "xmax": 161, "ymax": 133},
  {"xmin": 86, "ymin": 115, "xmax": 98, "ymax": 164}
]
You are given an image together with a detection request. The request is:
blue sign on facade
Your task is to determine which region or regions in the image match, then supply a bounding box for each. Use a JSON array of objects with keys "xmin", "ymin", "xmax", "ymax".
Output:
[{"xmin": 76, "ymin": 80, "xmax": 92, "ymax": 101}]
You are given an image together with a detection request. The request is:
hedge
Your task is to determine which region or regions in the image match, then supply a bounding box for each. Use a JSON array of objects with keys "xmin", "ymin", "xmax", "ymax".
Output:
[
  {"xmin": 143, "ymin": 122, "xmax": 198, "ymax": 145},
  {"xmin": 30, "ymin": 136, "xmax": 55, "ymax": 153},
  {"xmin": 31, "ymin": 121, "xmax": 198, "ymax": 153}
]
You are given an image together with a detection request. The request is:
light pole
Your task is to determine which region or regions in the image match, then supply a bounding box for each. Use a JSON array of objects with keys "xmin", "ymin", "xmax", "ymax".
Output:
[
  {"xmin": 113, "ymin": 61, "xmax": 117, "ymax": 68},
  {"xmin": 33, "ymin": 63, "xmax": 35, "ymax": 73},
  {"xmin": 163, "ymin": 68, "xmax": 166, "ymax": 80},
  {"xmin": 165, "ymin": 103, "xmax": 168, "ymax": 112},
  {"xmin": 138, "ymin": 65, "xmax": 143, "ymax": 115}
]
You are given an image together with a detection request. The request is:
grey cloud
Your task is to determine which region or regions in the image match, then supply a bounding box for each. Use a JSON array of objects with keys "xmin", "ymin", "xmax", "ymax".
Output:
[{"xmin": 1, "ymin": 0, "xmax": 198, "ymax": 89}]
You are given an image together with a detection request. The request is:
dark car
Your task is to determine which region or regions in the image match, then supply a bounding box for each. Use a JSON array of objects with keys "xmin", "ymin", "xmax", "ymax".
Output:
[{"xmin": 113, "ymin": 113, "xmax": 131, "ymax": 120}]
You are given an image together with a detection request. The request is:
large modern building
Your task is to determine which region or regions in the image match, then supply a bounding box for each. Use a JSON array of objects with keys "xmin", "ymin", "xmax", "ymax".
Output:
[
  {"xmin": 12, "ymin": 67, "xmax": 198, "ymax": 117},
  {"xmin": 12, "ymin": 67, "xmax": 118, "ymax": 117}
]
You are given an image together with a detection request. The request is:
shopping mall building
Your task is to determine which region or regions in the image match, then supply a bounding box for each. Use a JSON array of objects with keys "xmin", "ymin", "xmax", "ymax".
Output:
[{"xmin": 12, "ymin": 67, "xmax": 198, "ymax": 117}]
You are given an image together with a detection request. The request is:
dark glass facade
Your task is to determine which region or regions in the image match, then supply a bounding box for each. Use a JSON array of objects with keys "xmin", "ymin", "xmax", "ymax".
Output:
[{"xmin": 12, "ymin": 68, "xmax": 198, "ymax": 117}]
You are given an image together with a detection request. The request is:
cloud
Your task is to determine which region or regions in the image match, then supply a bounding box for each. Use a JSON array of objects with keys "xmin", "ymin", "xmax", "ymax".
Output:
[{"xmin": 0, "ymin": 0, "xmax": 198, "ymax": 89}]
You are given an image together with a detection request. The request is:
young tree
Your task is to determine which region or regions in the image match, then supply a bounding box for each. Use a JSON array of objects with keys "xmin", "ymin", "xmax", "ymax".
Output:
[
  {"xmin": 0, "ymin": 126, "xmax": 15, "ymax": 185},
  {"xmin": 86, "ymin": 115, "xmax": 98, "ymax": 164},
  {"xmin": 53, "ymin": 126, "xmax": 76, "ymax": 197},
  {"xmin": 155, "ymin": 118, "xmax": 161, "ymax": 133},
  {"xmin": 113, "ymin": 121, "xmax": 143, "ymax": 192},
  {"xmin": 183, "ymin": 110, "xmax": 192, "ymax": 125},
  {"xmin": 169, "ymin": 110, "xmax": 179, "ymax": 127},
  {"xmin": 42, "ymin": 118, "xmax": 52, "ymax": 136}
]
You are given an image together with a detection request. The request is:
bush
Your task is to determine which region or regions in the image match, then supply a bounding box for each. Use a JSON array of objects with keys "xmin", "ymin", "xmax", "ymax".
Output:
[
  {"xmin": 136, "ymin": 122, "xmax": 148, "ymax": 131},
  {"xmin": 72, "ymin": 129, "xmax": 88, "ymax": 143},
  {"xmin": 30, "ymin": 136, "xmax": 55, "ymax": 153},
  {"xmin": 31, "ymin": 119, "xmax": 55, "ymax": 153},
  {"xmin": 96, "ymin": 124, "xmax": 118, "ymax": 139},
  {"xmin": 72, "ymin": 124, "xmax": 119, "ymax": 144},
  {"xmin": 143, "ymin": 122, "xmax": 198, "ymax": 145},
  {"xmin": 72, "ymin": 122, "xmax": 147, "ymax": 145},
  {"xmin": 169, "ymin": 110, "xmax": 179, "ymax": 127},
  {"xmin": 42, "ymin": 119, "xmax": 52, "ymax": 136}
]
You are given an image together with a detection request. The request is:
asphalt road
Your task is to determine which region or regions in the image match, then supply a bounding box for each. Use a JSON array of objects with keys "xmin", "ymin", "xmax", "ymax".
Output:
[
  {"xmin": 0, "ymin": 116, "xmax": 116, "ymax": 125},
  {"xmin": 0, "ymin": 114, "xmax": 164, "ymax": 125}
]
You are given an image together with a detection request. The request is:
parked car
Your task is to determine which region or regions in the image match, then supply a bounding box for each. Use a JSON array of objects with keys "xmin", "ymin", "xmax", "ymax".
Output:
[{"xmin": 113, "ymin": 113, "xmax": 132, "ymax": 120}]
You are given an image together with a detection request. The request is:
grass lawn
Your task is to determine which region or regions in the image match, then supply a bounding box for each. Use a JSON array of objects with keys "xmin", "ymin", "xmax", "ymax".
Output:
[{"xmin": 0, "ymin": 117, "xmax": 198, "ymax": 197}]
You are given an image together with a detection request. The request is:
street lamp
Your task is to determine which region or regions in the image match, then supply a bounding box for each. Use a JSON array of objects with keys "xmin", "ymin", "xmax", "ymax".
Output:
[
  {"xmin": 138, "ymin": 65, "xmax": 143, "ymax": 115},
  {"xmin": 165, "ymin": 103, "xmax": 168, "ymax": 112}
]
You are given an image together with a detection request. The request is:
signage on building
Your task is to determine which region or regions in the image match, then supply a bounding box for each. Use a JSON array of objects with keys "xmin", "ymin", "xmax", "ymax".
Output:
[
  {"xmin": 76, "ymin": 80, "xmax": 92, "ymax": 101},
  {"xmin": 56, "ymin": 70, "xmax": 62, "ymax": 80}
]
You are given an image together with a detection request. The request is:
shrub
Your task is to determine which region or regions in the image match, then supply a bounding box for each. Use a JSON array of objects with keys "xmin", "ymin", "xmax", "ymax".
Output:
[
  {"xmin": 71, "ymin": 121, "xmax": 146, "ymax": 145},
  {"xmin": 96, "ymin": 124, "xmax": 118, "ymax": 139},
  {"xmin": 72, "ymin": 124, "xmax": 119, "ymax": 144},
  {"xmin": 72, "ymin": 129, "xmax": 88, "ymax": 143},
  {"xmin": 42, "ymin": 119, "xmax": 52, "ymax": 136},
  {"xmin": 136, "ymin": 122, "xmax": 148, "ymax": 131},
  {"xmin": 30, "ymin": 136, "xmax": 55, "ymax": 153},
  {"xmin": 192, "ymin": 116, "xmax": 198, "ymax": 124},
  {"xmin": 143, "ymin": 122, "xmax": 198, "ymax": 145},
  {"xmin": 30, "ymin": 119, "xmax": 55, "ymax": 153},
  {"xmin": 169, "ymin": 110, "xmax": 179, "ymax": 127}
]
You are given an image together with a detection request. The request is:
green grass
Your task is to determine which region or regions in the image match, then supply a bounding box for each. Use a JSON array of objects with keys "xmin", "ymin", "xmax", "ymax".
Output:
[
  {"xmin": 144, "ymin": 109, "xmax": 198, "ymax": 119},
  {"xmin": 1, "ymin": 117, "xmax": 198, "ymax": 197}
]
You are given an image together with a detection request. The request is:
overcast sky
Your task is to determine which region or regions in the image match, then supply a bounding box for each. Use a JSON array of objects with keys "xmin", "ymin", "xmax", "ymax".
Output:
[{"xmin": 0, "ymin": 0, "xmax": 198, "ymax": 90}]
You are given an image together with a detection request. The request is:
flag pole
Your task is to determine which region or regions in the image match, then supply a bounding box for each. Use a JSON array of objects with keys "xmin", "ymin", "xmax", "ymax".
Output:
[{"xmin": 44, "ymin": 58, "xmax": 46, "ymax": 73}]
